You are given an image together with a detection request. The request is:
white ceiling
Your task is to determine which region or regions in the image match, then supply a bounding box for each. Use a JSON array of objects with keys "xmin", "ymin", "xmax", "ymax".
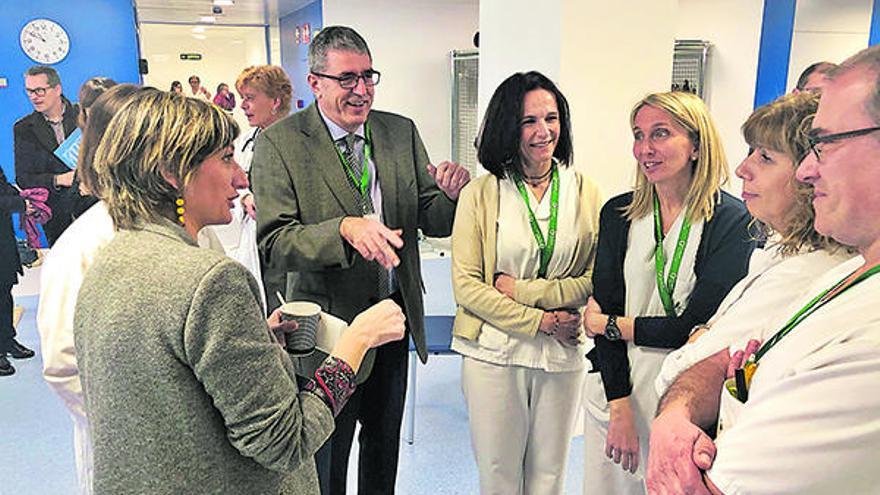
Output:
[{"xmin": 135, "ymin": 0, "xmax": 314, "ymax": 25}]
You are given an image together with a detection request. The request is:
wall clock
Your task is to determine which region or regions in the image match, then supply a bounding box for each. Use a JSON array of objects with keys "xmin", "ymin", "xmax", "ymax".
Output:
[{"xmin": 20, "ymin": 18, "xmax": 70, "ymax": 65}]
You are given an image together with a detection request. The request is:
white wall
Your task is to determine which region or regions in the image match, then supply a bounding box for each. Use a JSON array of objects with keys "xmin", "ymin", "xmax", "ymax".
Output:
[
  {"xmin": 322, "ymin": 0, "xmax": 479, "ymax": 164},
  {"xmin": 788, "ymin": 0, "xmax": 872, "ymax": 90},
  {"xmin": 560, "ymin": 0, "xmax": 677, "ymax": 197},
  {"xmin": 140, "ymin": 23, "xmax": 268, "ymax": 132},
  {"xmin": 676, "ymin": 0, "xmax": 765, "ymax": 195}
]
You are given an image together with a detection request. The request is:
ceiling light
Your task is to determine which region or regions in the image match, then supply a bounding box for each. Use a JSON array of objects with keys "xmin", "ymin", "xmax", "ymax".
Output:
[
  {"xmin": 199, "ymin": 16, "xmax": 216, "ymax": 23},
  {"xmin": 193, "ymin": 34, "xmax": 207, "ymax": 40},
  {"xmin": 192, "ymin": 26, "xmax": 206, "ymax": 33},
  {"xmin": 214, "ymin": 0, "xmax": 234, "ymax": 5}
]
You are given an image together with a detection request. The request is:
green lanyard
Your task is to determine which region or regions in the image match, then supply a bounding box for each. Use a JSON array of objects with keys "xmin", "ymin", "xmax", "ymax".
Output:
[
  {"xmin": 754, "ymin": 263, "xmax": 880, "ymax": 363},
  {"xmin": 513, "ymin": 164, "xmax": 560, "ymax": 278},
  {"xmin": 653, "ymin": 194, "xmax": 692, "ymax": 317},
  {"xmin": 335, "ymin": 122, "xmax": 373, "ymax": 197}
]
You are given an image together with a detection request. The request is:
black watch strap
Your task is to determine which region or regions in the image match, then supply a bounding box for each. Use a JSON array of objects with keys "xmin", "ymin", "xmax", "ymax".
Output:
[{"xmin": 605, "ymin": 314, "xmax": 622, "ymax": 341}]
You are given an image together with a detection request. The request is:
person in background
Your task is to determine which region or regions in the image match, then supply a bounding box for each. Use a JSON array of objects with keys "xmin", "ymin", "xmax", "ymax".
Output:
[
  {"xmin": 187, "ymin": 74, "xmax": 211, "ymax": 100},
  {"xmin": 653, "ymin": 91, "xmax": 854, "ymax": 396},
  {"xmin": 647, "ymin": 44, "xmax": 880, "ymax": 495},
  {"xmin": 581, "ymin": 91, "xmax": 753, "ymax": 494},
  {"xmin": 0, "ymin": 166, "xmax": 35, "ymax": 377},
  {"xmin": 70, "ymin": 77, "xmax": 116, "ymax": 215},
  {"xmin": 170, "ymin": 80, "xmax": 183, "ymax": 94},
  {"xmin": 451, "ymin": 71, "xmax": 602, "ymax": 495},
  {"xmin": 14, "ymin": 65, "xmax": 81, "ymax": 246},
  {"xmin": 252, "ymin": 25, "xmax": 469, "ymax": 494},
  {"xmin": 793, "ymin": 61, "xmax": 836, "ymax": 93},
  {"xmin": 213, "ymin": 82, "xmax": 236, "ymax": 111},
  {"xmin": 207, "ymin": 64, "xmax": 294, "ymax": 311},
  {"xmin": 76, "ymin": 89, "xmax": 406, "ymax": 494},
  {"xmin": 36, "ymin": 82, "xmax": 135, "ymax": 494}
]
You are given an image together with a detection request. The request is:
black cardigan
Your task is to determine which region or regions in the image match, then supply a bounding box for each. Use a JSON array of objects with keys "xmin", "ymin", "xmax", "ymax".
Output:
[{"xmin": 587, "ymin": 191, "xmax": 754, "ymax": 402}]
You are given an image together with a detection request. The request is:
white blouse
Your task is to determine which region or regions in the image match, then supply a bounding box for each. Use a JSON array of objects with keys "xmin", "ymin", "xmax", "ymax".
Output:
[{"xmin": 451, "ymin": 166, "xmax": 588, "ymax": 372}]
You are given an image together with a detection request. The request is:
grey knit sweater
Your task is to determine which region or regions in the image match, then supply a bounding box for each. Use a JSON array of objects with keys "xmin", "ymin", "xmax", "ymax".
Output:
[{"xmin": 74, "ymin": 220, "xmax": 334, "ymax": 494}]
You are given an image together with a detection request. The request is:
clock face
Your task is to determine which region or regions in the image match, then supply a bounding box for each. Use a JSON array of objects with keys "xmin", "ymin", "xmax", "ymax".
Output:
[{"xmin": 20, "ymin": 19, "xmax": 70, "ymax": 65}]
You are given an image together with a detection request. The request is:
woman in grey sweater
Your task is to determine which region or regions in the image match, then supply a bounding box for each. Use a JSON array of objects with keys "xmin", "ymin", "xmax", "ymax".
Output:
[{"xmin": 74, "ymin": 89, "xmax": 404, "ymax": 494}]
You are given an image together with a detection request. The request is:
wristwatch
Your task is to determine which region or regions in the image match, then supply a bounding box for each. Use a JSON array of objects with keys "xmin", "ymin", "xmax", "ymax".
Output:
[{"xmin": 605, "ymin": 314, "xmax": 622, "ymax": 341}]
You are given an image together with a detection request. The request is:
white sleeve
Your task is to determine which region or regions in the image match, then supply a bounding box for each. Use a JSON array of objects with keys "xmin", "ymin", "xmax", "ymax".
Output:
[
  {"xmin": 707, "ymin": 339, "xmax": 880, "ymax": 495},
  {"xmin": 37, "ymin": 248, "xmax": 89, "ymax": 420}
]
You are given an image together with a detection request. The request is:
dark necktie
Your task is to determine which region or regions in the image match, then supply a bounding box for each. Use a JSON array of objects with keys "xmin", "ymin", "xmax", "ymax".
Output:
[{"xmin": 338, "ymin": 133, "xmax": 390, "ymax": 297}]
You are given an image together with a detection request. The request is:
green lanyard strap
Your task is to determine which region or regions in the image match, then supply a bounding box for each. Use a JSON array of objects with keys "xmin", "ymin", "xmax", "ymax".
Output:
[
  {"xmin": 335, "ymin": 122, "xmax": 373, "ymax": 197},
  {"xmin": 755, "ymin": 263, "xmax": 880, "ymax": 363},
  {"xmin": 513, "ymin": 164, "xmax": 560, "ymax": 279},
  {"xmin": 653, "ymin": 194, "xmax": 692, "ymax": 317}
]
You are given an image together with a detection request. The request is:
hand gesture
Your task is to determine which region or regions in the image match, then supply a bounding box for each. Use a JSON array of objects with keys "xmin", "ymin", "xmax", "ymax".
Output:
[
  {"xmin": 494, "ymin": 273, "xmax": 516, "ymax": 298},
  {"xmin": 241, "ymin": 193, "xmax": 257, "ymax": 221},
  {"xmin": 340, "ymin": 216, "xmax": 404, "ymax": 270},
  {"xmin": 350, "ymin": 299, "xmax": 406, "ymax": 348},
  {"xmin": 266, "ymin": 307, "xmax": 298, "ymax": 347},
  {"xmin": 56, "ymin": 171, "xmax": 75, "ymax": 188},
  {"xmin": 540, "ymin": 309, "xmax": 582, "ymax": 347},
  {"xmin": 607, "ymin": 398, "xmax": 641, "ymax": 474},
  {"xmin": 646, "ymin": 407, "xmax": 716, "ymax": 494},
  {"xmin": 583, "ymin": 296, "xmax": 605, "ymax": 338},
  {"xmin": 24, "ymin": 199, "xmax": 37, "ymax": 216},
  {"xmin": 427, "ymin": 161, "xmax": 470, "ymax": 201}
]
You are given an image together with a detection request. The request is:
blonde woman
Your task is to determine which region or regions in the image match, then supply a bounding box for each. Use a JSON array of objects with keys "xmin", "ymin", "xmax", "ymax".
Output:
[
  {"xmin": 581, "ymin": 92, "xmax": 753, "ymax": 494},
  {"xmin": 654, "ymin": 91, "xmax": 855, "ymax": 395}
]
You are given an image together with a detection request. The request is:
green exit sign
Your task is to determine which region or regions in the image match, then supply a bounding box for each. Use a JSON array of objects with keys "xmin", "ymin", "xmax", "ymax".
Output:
[{"xmin": 180, "ymin": 53, "xmax": 202, "ymax": 61}]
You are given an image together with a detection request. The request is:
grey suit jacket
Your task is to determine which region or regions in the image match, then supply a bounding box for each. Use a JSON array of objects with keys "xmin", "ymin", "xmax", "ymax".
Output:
[
  {"xmin": 75, "ymin": 220, "xmax": 334, "ymax": 494},
  {"xmin": 253, "ymin": 104, "xmax": 456, "ymax": 379}
]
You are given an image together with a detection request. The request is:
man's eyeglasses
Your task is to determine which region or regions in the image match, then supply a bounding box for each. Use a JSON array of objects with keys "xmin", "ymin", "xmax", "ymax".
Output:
[
  {"xmin": 25, "ymin": 86, "xmax": 53, "ymax": 97},
  {"xmin": 808, "ymin": 125, "xmax": 880, "ymax": 161},
  {"xmin": 311, "ymin": 70, "xmax": 381, "ymax": 89}
]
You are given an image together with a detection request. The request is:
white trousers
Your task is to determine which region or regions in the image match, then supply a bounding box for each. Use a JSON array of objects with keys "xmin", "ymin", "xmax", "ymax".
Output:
[
  {"xmin": 582, "ymin": 345, "xmax": 670, "ymax": 495},
  {"xmin": 461, "ymin": 357, "xmax": 584, "ymax": 495}
]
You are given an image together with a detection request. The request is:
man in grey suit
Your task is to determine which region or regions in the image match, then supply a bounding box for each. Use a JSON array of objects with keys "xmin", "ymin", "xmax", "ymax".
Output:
[{"xmin": 253, "ymin": 25, "xmax": 470, "ymax": 495}]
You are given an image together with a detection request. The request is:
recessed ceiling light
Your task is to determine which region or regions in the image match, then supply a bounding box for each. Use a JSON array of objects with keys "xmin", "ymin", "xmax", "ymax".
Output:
[
  {"xmin": 192, "ymin": 26, "xmax": 206, "ymax": 33},
  {"xmin": 214, "ymin": 0, "xmax": 234, "ymax": 5},
  {"xmin": 199, "ymin": 16, "xmax": 216, "ymax": 23}
]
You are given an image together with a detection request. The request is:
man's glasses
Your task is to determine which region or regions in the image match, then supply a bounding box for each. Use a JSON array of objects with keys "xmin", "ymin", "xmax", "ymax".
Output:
[
  {"xmin": 25, "ymin": 86, "xmax": 53, "ymax": 97},
  {"xmin": 311, "ymin": 70, "xmax": 381, "ymax": 89},
  {"xmin": 808, "ymin": 125, "xmax": 880, "ymax": 161}
]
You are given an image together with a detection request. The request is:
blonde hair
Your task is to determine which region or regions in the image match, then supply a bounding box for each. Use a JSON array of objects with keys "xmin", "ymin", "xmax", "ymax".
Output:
[
  {"xmin": 92, "ymin": 90, "xmax": 239, "ymax": 230},
  {"xmin": 235, "ymin": 65, "xmax": 293, "ymax": 116},
  {"xmin": 741, "ymin": 91, "xmax": 849, "ymax": 255},
  {"xmin": 625, "ymin": 91, "xmax": 728, "ymax": 223}
]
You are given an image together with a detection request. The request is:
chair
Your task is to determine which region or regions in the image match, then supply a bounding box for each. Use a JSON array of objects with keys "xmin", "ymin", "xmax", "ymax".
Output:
[{"xmin": 403, "ymin": 315, "xmax": 454, "ymax": 444}]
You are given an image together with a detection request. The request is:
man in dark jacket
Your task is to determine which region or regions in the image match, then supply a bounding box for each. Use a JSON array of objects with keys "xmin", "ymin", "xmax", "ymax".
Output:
[
  {"xmin": 0, "ymin": 166, "xmax": 35, "ymax": 376},
  {"xmin": 14, "ymin": 65, "xmax": 81, "ymax": 246}
]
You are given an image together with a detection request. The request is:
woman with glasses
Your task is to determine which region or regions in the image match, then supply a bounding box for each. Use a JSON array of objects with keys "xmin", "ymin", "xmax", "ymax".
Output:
[
  {"xmin": 581, "ymin": 91, "xmax": 753, "ymax": 494},
  {"xmin": 654, "ymin": 91, "xmax": 855, "ymax": 396},
  {"xmin": 75, "ymin": 90, "xmax": 405, "ymax": 494},
  {"xmin": 451, "ymin": 71, "xmax": 602, "ymax": 495}
]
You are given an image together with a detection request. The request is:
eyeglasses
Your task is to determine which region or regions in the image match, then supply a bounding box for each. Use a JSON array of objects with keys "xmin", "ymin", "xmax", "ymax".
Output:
[
  {"xmin": 25, "ymin": 86, "xmax": 53, "ymax": 97},
  {"xmin": 311, "ymin": 70, "xmax": 381, "ymax": 89},
  {"xmin": 808, "ymin": 125, "xmax": 880, "ymax": 161}
]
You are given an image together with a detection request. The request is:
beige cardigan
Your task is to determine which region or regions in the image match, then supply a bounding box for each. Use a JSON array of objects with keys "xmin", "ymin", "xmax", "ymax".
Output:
[{"xmin": 451, "ymin": 169, "xmax": 603, "ymax": 340}]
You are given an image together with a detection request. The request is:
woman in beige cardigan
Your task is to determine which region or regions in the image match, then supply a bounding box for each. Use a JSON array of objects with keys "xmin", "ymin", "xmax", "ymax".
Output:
[{"xmin": 451, "ymin": 71, "xmax": 602, "ymax": 495}]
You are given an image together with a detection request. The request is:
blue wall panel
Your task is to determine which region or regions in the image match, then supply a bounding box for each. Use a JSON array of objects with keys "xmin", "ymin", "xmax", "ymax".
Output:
[
  {"xmin": 753, "ymin": 0, "xmax": 797, "ymax": 108},
  {"xmin": 870, "ymin": 0, "xmax": 880, "ymax": 46},
  {"xmin": 280, "ymin": 1, "xmax": 322, "ymax": 113},
  {"xmin": 0, "ymin": 0, "xmax": 140, "ymax": 185}
]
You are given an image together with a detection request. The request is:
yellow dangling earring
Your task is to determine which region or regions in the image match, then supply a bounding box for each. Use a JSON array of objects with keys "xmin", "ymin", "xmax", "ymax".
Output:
[{"xmin": 175, "ymin": 197, "xmax": 185, "ymax": 225}]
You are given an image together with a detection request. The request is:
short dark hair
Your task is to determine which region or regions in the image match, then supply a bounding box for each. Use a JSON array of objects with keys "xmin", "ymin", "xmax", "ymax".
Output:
[
  {"xmin": 188, "ymin": 75, "xmax": 200, "ymax": 84},
  {"xmin": 795, "ymin": 62, "xmax": 835, "ymax": 91},
  {"xmin": 309, "ymin": 26, "xmax": 371, "ymax": 73},
  {"xmin": 476, "ymin": 71, "xmax": 573, "ymax": 179},
  {"xmin": 24, "ymin": 65, "xmax": 61, "ymax": 86}
]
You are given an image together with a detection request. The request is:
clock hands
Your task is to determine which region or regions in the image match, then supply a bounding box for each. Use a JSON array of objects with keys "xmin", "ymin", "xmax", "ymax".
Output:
[{"xmin": 28, "ymin": 31, "xmax": 47, "ymax": 43}]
